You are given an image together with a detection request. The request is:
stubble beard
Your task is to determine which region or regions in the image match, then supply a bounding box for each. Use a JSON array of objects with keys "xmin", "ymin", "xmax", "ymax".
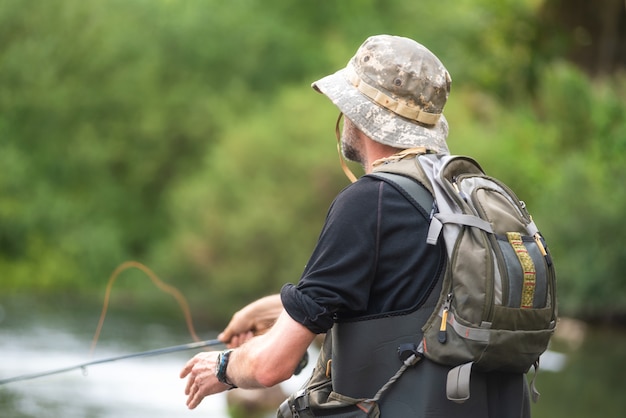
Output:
[{"xmin": 341, "ymin": 121, "xmax": 365, "ymax": 166}]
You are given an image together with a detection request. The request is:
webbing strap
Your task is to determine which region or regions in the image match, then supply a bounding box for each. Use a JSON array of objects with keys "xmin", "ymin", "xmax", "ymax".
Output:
[
  {"xmin": 427, "ymin": 213, "xmax": 494, "ymax": 245},
  {"xmin": 507, "ymin": 232, "xmax": 537, "ymax": 309},
  {"xmin": 446, "ymin": 312, "xmax": 490, "ymax": 342},
  {"xmin": 446, "ymin": 362, "xmax": 473, "ymax": 403}
]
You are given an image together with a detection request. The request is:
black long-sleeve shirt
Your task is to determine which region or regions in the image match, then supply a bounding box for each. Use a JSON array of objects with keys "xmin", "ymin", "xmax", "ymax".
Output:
[{"xmin": 281, "ymin": 175, "xmax": 444, "ymax": 333}]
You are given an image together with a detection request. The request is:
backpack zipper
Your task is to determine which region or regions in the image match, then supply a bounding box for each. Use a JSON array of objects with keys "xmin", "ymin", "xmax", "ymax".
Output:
[{"xmin": 438, "ymin": 292, "xmax": 453, "ymax": 343}]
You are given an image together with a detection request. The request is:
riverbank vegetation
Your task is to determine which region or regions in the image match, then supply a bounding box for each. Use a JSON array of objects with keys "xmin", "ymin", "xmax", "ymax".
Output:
[{"xmin": 1, "ymin": 0, "xmax": 625, "ymax": 337}]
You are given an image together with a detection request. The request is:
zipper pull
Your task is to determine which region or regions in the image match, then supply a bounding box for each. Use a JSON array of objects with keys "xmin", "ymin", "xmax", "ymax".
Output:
[
  {"xmin": 534, "ymin": 232, "xmax": 553, "ymax": 266},
  {"xmin": 533, "ymin": 233, "xmax": 547, "ymax": 256},
  {"xmin": 439, "ymin": 293, "xmax": 453, "ymax": 344},
  {"xmin": 452, "ymin": 177, "xmax": 469, "ymax": 203}
]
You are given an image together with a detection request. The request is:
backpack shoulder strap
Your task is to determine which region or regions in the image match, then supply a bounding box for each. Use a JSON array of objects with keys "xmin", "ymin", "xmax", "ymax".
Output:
[{"xmin": 368, "ymin": 172, "xmax": 434, "ymax": 217}]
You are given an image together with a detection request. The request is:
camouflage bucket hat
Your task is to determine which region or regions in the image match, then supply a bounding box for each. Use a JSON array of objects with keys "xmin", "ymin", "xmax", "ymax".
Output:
[{"xmin": 312, "ymin": 35, "xmax": 452, "ymax": 153}]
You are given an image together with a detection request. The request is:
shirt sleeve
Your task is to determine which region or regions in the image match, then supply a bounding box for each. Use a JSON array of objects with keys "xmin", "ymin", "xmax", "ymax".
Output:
[{"xmin": 282, "ymin": 178, "xmax": 382, "ymax": 334}]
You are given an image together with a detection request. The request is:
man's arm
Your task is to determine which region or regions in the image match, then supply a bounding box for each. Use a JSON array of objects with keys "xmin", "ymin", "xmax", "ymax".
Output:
[
  {"xmin": 226, "ymin": 309, "xmax": 315, "ymax": 387},
  {"xmin": 180, "ymin": 309, "xmax": 316, "ymax": 409}
]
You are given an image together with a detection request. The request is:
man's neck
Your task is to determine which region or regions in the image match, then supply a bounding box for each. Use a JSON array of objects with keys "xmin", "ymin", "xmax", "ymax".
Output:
[{"xmin": 362, "ymin": 139, "xmax": 402, "ymax": 174}]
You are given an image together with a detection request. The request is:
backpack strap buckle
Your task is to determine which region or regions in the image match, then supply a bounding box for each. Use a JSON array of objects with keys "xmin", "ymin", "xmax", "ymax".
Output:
[{"xmin": 446, "ymin": 362, "xmax": 473, "ymax": 403}]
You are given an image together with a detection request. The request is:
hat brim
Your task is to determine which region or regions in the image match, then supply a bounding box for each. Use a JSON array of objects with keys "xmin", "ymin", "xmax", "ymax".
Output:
[{"xmin": 312, "ymin": 68, "xmax": 450, "ymax": 154}]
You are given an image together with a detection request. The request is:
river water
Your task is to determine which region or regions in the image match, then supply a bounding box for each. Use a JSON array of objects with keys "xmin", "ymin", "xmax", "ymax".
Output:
[
  {"xmin": 0, "ymin": 296, "xmax": 587, "ymax": 418},
  {"xmin": 0, "ymin": 301, "xmax": 312, "ymax": 418}
]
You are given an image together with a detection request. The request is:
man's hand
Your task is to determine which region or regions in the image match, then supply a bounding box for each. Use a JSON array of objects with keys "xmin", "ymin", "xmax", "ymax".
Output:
[
  {"xmin": 218, "ymin": 294, "xmax": 283, "ymax": 348},
  {"xmin": 180, "ymin": 309, "xmax": 317, "ymax": 409},
  {"xmin": 179, "ymin": 351, "xmax": 232, "ymax": 409}
]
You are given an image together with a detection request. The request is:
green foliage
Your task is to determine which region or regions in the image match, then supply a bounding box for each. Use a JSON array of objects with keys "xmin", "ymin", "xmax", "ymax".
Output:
[
  {"xmin": 154, "ymin": 88, "xmax": 346, "ymax": 324},
  {"xmin": 533, "ymin": 67, "xmax": 626, "ymax": 318},
  {"xmin": 0, "ymin": 0, "xmax": 625, "ymax": 325},
  {"xmin": 0, "ymin": 0, "xmax": 221, "ymax": 291}
]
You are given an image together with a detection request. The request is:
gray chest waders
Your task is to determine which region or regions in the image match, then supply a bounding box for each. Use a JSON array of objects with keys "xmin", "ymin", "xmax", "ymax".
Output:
[{"xmin": 330, "ymin": 275, "xmax": 440, "ymax": 416}]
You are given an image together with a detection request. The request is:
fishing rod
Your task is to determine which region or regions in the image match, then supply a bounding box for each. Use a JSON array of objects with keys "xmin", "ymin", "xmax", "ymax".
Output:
[{"xmin": 0, "ymin": 338, "xmax": 224, "ymax": 386}]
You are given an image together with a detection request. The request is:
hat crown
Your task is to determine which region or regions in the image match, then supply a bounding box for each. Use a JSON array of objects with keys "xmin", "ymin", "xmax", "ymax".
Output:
[
  {"xmin": 350, "ymin": 35, "xmax": 451, "ymax": 120},
  {"xmin": 311, "ymin": 34, "xmax": 451, "ymax": 154}
]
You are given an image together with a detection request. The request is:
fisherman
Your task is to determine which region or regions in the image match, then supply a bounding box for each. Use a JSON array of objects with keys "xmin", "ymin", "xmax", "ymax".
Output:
[{"xmin": 180, "ymin": 34, "xmax": 531, "ymax": 417}]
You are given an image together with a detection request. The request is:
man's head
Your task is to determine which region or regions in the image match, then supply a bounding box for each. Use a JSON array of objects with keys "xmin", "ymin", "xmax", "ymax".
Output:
[{"xmin": 312, "ymin": 35, "xmax": 452, "ymax": 154}]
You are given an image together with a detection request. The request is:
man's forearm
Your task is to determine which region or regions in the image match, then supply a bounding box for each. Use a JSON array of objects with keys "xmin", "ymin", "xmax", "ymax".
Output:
[{"xmin": 224, "ymin": 309, "xmax": 316, "ymax": 388}]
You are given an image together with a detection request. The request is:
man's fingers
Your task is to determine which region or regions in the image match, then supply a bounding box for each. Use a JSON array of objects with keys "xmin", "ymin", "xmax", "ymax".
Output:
[
  {"xmin": 224, "ymin": 330, "xmax": 255, "ymax": 348},
  {"xmin": 181, "ymin": 360, "xmax": 199, "ymax": 395},
  {"xmin": 186, "ymin": 386, "xmax": 205, "ymax": 409},
  {"xmin": 179, "ymin": 361, "xmax": 194, "ymax": 379},
  {"xmin": 180, "ymin": 351, "xmax": 224, "ymax": 409},
  {"xmin": 186, "ymin": 393, "xmax": 198, "ymax": 409},
  {"xmin": 230, "ymin": 334, "xmax": 241, "ymax": 348},
  {"xmin": 188, "ymin": 396, "xmax": 200, "ymax": 409}
]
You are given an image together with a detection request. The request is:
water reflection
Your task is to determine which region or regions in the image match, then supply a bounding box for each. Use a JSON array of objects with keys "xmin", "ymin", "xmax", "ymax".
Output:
[
  {"xmin": 3, "ymin": 300, "xmax": 626, "ymax": 418},
  {"xmin": 0, "ymin": 303, "xmax": 314, "ymax": 418},
  {"xmin": 1, "ymin": 325, "xmax": 229, "ymax": 418}
]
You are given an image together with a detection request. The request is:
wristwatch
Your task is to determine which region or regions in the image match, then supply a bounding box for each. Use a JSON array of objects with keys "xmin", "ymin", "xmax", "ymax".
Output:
[{"xmin": 215, "ymin": 349, "xmax": 237, "ymax": 389}]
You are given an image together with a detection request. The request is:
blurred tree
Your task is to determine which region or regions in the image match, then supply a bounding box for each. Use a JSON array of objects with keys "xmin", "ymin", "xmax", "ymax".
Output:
[
  {"xmin": 1, "ymin": 0, "xmax": 625, "ymax": 325},
  {"xmin": 155, "ymin": 87, "xmax": 345, "ymax": 324},
  {"xmin": 0, "ymin": 0, "xmax": 220, "ymax": 291},
  {"xmin": 538, "ymin": 0, "xmax": 626, "ymax": 76}
]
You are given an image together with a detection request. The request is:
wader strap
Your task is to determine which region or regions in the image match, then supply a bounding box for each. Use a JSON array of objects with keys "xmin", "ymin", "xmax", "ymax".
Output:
[{"xmin": 446, "ymin": 362, "xmax": 473, "ymax": 403}]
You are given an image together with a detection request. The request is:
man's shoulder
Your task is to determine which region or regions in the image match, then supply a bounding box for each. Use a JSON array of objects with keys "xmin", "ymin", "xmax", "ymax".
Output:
[
  {"xmin": 329, "ymin": 176, "xmax": 417, "ymax": 222},
  {"xmin": 334, "ymin": 175, "xmax": 405, "ymax": 203}
]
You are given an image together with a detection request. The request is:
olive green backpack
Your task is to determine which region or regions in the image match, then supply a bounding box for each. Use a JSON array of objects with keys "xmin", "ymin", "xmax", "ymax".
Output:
[
  {"xmin": 371, "ymin": 152, "xmax": 558, "ymax": 403},
  {"xmin": 277, "ymin": 151, "xmax": 557, "ymax": 417}
]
